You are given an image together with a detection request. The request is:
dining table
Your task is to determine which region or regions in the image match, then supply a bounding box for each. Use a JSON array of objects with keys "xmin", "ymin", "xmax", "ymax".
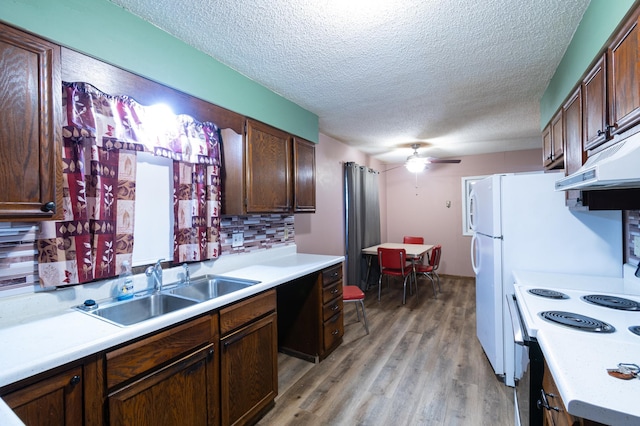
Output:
[{"xmin": 361, "ymin": 242, "xmax": 434, "ymax": 289}]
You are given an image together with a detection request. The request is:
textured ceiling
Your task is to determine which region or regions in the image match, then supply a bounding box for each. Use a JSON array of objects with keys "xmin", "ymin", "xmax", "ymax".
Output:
[{"xmin": 108, "ymin": 0, "xmax": 590, "ymax": 164}]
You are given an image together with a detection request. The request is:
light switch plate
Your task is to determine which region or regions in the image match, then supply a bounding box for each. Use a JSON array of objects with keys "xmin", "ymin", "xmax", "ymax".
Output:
[
  {"xmin": 232, "ymin": 233, "xmax": 244, "ymax": 247},
  {"xmin": 634, "ymin": 236, "xmax": 640, "ymax": 257}
]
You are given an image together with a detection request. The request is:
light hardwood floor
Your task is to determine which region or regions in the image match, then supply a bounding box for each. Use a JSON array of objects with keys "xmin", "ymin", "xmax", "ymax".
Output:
[{"xmin": 257, "ymin": 275, "xmax": 514, "ymax": 426}]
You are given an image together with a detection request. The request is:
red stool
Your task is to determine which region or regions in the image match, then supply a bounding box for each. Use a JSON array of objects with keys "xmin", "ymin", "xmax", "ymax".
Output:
[{"xmin": 343, "ymin": 285, "xmax": 369, "ymax": 335}]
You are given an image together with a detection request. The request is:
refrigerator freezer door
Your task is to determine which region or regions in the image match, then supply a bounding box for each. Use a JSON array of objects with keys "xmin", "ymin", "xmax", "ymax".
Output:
[{"xmin": 470, "ymin": 175, "xmax": 501, "ymax": 237}]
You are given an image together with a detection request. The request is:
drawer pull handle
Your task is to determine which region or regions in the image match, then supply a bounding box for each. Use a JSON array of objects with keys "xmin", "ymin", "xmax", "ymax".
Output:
[
  {"xmin": 332, "ymin": 329, "xmax": 339, "ymax": 335},
  {"xmin": 330, "ymin": 288, "xmax": 339, "ymax": 294},
  {"xmin": 331, "ymin": 305, "xmax": 339, "ymax": 311}
]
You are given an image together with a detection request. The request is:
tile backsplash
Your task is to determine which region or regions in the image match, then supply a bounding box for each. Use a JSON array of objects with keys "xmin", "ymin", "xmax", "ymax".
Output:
[
  {"xmin": 0, "ymin": 215, "xmax": 294, "ymax": 293},
  {"xmin": 625, "ymin": 210, "xmax": 640, "ymax": 265}
]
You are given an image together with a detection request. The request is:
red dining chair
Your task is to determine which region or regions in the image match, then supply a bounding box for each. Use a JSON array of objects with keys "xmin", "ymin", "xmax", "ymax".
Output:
[
  {"xmin": 343, "ymin": 285, "xmax": 369, "ymax": 334},
  {"xmin": 403, "ymin": 236, "xmax": 424, "ymax": 244},
  {"xmin": 402, "ymin": 235, "xmax": 425, "ymax": 267},
  {"xmin": 377, "ymin": 247, "xmax": 414, "ymax": 304},
  {"xmin": 415, "ymin": 245, "xmax": 442, "ymax": 297}
]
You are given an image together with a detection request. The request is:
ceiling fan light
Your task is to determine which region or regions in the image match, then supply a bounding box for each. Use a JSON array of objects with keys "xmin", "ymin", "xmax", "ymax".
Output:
[{"xmin": 405, "ymin": 157, "xmax": 426, "ymax": 173}]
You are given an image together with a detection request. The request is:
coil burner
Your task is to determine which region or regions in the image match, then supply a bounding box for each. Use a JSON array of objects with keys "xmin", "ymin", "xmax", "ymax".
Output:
[
  {"xmin": 527, "ymin": 289, "xmax": 569, "ymax": 299},
  {"xmin": 581, "ymin": 295, "xmax": 640, "ymax": 311},
  {"xmin": 629, "ymin": 326, "xmax": 640, "ymax": 337},
  {"xmin": 539, "ymin": 311, "xmax": 615, "ymax": 333}
]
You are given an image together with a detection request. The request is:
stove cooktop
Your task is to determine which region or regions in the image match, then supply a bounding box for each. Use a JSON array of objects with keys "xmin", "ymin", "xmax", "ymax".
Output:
[
  {"xmin": 581, "ymin": 294, "xmax": 640, "ymax": 311},
  {"xmin": 528, "ymin": 288, "xmax": 569, "ymax": 299},
  {"xmin": 515, "ymin": 285, "xmax": 640, "ymax": 342},
  {"xmin": 538, "ymin": 310, "xmax": 615, "ymax": 333}
]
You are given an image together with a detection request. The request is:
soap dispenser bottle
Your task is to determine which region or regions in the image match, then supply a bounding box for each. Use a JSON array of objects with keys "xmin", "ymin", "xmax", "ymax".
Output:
[{"xmin": 117, "ymin": 261, "xmax": 134, "ymax": 300}]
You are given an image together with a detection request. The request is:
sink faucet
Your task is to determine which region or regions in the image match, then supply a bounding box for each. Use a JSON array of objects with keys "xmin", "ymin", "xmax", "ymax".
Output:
[
  {"xmin": 145, "ymin": 259, "xmax": 164, "ymax": 292},
  {"xmin": 182, "ymin": 263, "xmax": 190, "ymax": 285}
]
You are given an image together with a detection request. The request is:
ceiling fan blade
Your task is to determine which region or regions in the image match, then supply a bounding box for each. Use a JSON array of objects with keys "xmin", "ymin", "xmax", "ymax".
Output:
[{"xmin": 427, "ymin": 158, "xmax": 461, "ymax": 164}]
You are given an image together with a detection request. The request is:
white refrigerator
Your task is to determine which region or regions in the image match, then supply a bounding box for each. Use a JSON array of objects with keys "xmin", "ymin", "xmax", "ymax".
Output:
[{"xmin": 469, "ymin": 172, "xmax": 622, "ymax": 387}]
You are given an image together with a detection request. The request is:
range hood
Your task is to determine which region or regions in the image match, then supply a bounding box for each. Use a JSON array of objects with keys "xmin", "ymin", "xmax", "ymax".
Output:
[{"xmin": 555, "ymin": 131, "xmax": 640, "ymax": 191}]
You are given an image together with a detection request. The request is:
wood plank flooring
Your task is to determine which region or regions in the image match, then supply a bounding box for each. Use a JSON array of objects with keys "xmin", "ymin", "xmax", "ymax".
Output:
[{"xmin": 257, "ymin": 275, "xmax": 514, "ymax": 426}]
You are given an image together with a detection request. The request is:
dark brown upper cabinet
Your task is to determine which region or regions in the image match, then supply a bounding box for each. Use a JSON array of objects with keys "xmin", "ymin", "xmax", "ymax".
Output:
[
  {"xmin": 582, "ymin": 54, "xmax": 608, "ymax": 151},
  {"xmin": 222, "ymin": 120, "xmax": 316, "ymax": 215},
  {"xmin": 607, "ymin": 8, "xmax": 640, "ymax": 139},
  {"xmin": 293, "ymin": 137, "xmax": 316, "ymax": 213},
  {"xmin": 562, "ymin": 87, "xmax": 586, "ymax": 209},
  {"xmin": 543, "ymin": 109, "xmax": 564, "ymax": 170},
  {"xmin": 246, "ymin": 119, "xmax": 293, "ymax": 213},
  {"xmin": 0, "ymin": 23, "xmax": 62, "ymax": 220}
]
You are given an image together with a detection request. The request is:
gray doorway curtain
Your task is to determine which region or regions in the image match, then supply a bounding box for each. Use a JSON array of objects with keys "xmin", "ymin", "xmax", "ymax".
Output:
[{"xmin": 345, "ymin": 162, "xmax": 381, "ymax": 290}]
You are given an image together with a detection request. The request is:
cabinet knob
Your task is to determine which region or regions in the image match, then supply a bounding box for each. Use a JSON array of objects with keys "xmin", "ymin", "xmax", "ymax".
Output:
[
  {"xmin": 41, "ymin": 201, "xmax": 56, "ymax": 213},
  {"xmin": 69, "ymin": 375, "xmax": 81, "ymax": 387}
]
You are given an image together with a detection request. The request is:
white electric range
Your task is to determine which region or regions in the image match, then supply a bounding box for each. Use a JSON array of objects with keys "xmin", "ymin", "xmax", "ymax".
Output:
[{"xmin": 513, "ymin": 268, "xmax": 640, "ymax": 425}]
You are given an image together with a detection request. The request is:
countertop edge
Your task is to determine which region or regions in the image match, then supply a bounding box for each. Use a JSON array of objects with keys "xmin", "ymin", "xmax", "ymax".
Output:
[{"xmin": 0, "ymin": 253, "xmax": 344, "ymax": 389}]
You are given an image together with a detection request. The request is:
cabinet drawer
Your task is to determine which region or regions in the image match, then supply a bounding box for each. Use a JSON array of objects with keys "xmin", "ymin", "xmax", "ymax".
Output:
[
  {"xmin": 106, "ymin": 315, "xmax": 213, "ymax": 389},
  {"xmin": 322, "ymin": 264, "xmax": 342, "ymax": 286},
  {"xmin": 322, "ymin": 281, "xmax": 342, "ymax": 304},
  {"xmin": 323, "ymin": 312, "xmax": 344, "ymax": 352},
  {"xmin": 220, "ymin": 289, "xmax": 276, "ymax": 336},
  {"xmin": 322, "ymin": 297, "xmax": 343, "ymax": 322}
]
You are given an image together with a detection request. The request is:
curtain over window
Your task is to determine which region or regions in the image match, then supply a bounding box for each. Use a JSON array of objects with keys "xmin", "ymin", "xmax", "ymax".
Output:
[
  {"xmin": 344, "ymin": 162, "xmax": 381, "ymax": 290},
  {"xmin": 37, "ymin": 82, "xmax": 221, "ymax": 287}
]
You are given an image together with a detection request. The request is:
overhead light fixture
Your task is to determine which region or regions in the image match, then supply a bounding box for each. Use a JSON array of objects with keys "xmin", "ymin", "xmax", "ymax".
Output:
[
  {"xmin": 405, "ymin": 143, "xmax": 427, "ymax": 173},
  {"xmin": 405, "ymin": 156, "xmax": 426, "ymax": 173}
]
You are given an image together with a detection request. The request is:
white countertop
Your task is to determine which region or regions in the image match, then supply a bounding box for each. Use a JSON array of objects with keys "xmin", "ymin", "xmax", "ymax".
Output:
[
  {"xmin": 514, "ymin": 266, "xmax": 640, "ymax": 425},
  {"xmin": 0, "ymin": 247, "xmax": 343, "ymax": 425}
]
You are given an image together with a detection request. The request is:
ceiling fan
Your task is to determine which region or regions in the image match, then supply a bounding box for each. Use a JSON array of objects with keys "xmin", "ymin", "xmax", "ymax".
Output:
[{"xmin": 403, "ymin": 143, "xmax": 461, "ymax": 172}]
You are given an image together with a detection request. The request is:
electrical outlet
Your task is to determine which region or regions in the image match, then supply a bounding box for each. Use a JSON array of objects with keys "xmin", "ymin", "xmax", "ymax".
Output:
[
  {"xmin": 232, "ymin": 232, "xmax": 244, "ymax": 248},
  {"xmin": 634, "ymin": 236, "xmax": 640, "ymax": 257},
  {"xmin": 284, "ymin": 227, "xmax": 289, "ymax": 240}
]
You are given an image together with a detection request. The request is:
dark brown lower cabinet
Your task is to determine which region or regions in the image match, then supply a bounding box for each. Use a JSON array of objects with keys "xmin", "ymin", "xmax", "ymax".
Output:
[
  {"xmin": 105, "ymin": 314, "xmax": 219, "ymax": 425},
  {"xmin": 220, "ymin": 291, "xmax": 278, "ymax": 426},
  {"xmin": 108, "ymin": 345, "xmax": 216, "ymax": 426},
  {"xmin": 277, "ymin": 264, "xmax": 344, "ymax": 363},
  {"xmin": 2, "ymin": 366, "xmax": 83, "ymax": 426}
]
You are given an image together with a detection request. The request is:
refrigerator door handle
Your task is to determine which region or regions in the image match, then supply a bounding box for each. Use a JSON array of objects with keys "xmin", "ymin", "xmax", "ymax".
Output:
[{"xmin": 471, "ymin": 233, "xmax": 479, "ymax": 274}]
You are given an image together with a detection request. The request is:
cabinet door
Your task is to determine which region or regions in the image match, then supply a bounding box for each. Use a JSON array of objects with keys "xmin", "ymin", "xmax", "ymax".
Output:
[
  {"xmin": 582, "ymin": 55, "xmax": 608, "ymax": 151},
  {"xmin": 245, "ymin": 119, "xmax": 292, "ymax": 213},
  {"xmin": 562, "ymin": 87, "xmax": 585, "ymax": 209},
  {"xmin": 293, "ymin": 137, "xmax": 316, "ymax": 212},
  {"xmin": 109, "ymin": 345, "xmax": 217, "ymax": 426},
  {"xmin": 542, "ymin": 124, "xmax": 552, "ymax": 166},
  {"xmin": 550, "ymin": 110, "xmax": 564, "ymax": 169},
  {"xmin": 607, "ymin": 12, "xmax": 640, "ymax": 137},
  {"xmin": 3, "ymin": 366, "xmax": 83, "ymax": 426},
  {"xmin": 221, "ymin": 313, "xmax": 277, "ymax": 426},
  {"xmin": 0, "ymin": 23, "xmax": 61, "ymax": 220}
]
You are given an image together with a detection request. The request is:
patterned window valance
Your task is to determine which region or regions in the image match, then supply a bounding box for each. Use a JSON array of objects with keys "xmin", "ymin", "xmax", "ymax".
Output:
[
  {"xmin": 63, "ymin": 81, "xmax": 220, "ymax": 164},
  {"xmin": 37, "ymin": 82, "xmax": 222, "ymax": 288}
]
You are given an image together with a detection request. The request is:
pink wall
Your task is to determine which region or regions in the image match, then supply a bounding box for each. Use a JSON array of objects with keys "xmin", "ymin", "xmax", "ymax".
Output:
[
  {"xmin": 384, "ymin": 150, "xmax": 542, "ymax": 277},
  {"xmin": 295, "ymin": 133, "xmax": 542, "ymax": 278},
  {"xmin": 294, "ymin": 133, "xmax": 385, "ymax": 256}
]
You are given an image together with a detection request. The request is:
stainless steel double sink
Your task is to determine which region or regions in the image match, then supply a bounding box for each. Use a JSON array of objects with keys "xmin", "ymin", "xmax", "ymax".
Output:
[{"xmin": 77, "ymin": 275, "xmax": 260, "ymax": 327}]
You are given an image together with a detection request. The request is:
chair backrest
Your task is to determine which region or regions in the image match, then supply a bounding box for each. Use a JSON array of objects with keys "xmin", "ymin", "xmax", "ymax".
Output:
[
  {"xmin": 430, "ymin": 245, "xmax": 442, "ymax": 270},
  {"xmin": 378, "ymin": 247, "xmax": 407, "ymax": 270},
  {"xmin": 403, "ymin": 236, "xmax": 424, "ymax": 244}
]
